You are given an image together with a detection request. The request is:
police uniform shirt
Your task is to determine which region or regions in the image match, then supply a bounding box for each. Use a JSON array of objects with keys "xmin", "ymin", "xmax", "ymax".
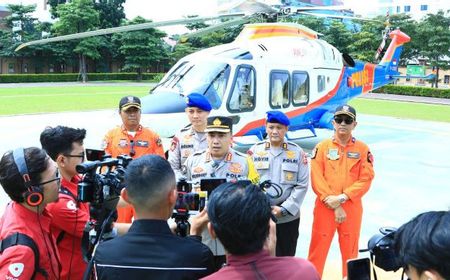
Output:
[
  {"xmin": 168, "ymin": 126, "xmax": 208, "ymax": 180},
  {"xmin": 184, "ymin": 148, "xmax": 259, "ymax": 256},
  {"xmin": 248, "ymin": 140, "xmax": 309, "ymax": 224}
]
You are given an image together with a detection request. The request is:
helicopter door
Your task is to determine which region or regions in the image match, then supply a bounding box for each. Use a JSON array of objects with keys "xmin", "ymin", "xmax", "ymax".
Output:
[{"xmin": 226, "ymin": 65, "xmax": 256, "ymax": 113}]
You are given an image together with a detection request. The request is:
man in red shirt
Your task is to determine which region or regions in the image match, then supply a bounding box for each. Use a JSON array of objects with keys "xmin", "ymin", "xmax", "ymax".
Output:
[
  {"xmin": 40, "ymin": 126, "xmax": 90, "ymax": 280},
  {"xmin": 202, "ymin": 181, "xmax": 319, "ymax": 280},
  {"xmin": 0, "ymin": 147, "xmax": 61, "ymax": 279},
  {"xmin": 102, "ymin": 96, "xmax": 165, "ymax": 223}
]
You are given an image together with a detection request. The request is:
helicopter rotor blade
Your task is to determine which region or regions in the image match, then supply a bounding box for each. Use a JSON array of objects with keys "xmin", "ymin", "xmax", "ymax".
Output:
[
  {"xmin": 296, "ymin": 12, "xmax": 382, "ymax": 22},
  {"xmin": 15, "ymin": 13, "xmax": 245, "ymax": 52},
  {"xmin": 179, "ymin": 15, "xmax": 253, "ymax": 43}
]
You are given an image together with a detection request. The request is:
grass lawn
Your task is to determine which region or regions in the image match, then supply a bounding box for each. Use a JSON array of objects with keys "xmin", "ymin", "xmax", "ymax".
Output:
[
  {"xmin": 1, "ymin": 85, "xmax": 449, "ymax": 123},
  {"xmin": 349, "ymin": 98, "xmax": 450, "ymax": 123},
  {"xmin": 0, "ymin": 86, "xmax": 150, "ymax": 115}
]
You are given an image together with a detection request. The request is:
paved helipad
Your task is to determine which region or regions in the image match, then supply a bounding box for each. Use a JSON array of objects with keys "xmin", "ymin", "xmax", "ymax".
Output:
[{"xmin": 0, "ymin": 111, "xmax": 449, "ymax": 279}]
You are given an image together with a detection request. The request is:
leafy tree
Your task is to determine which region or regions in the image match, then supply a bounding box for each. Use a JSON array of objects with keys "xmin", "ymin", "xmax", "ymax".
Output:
[
  {"xmin": 114, "ymin": 17, "xmax": 169, "ymax": 80},
  {"xmin": 323, "ymin": 20, "xmax": 353, "ymax": 54},
  {"xmin": 53, "ymin": 0, "xmax": 101, "ymax": 82},
  {"xmin": 416, "ymin": 11, "xmax": 450, "ymax": 88}
]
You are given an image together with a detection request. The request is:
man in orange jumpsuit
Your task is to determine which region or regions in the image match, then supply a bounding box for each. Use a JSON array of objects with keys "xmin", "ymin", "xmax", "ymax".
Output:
[
  {"xmin": 308, "ymin": 105, "xmax": 374, "ymax": 278},
  {"xmin": 102, "ymin": 96, "xmax": 165, "ymax": 223}
]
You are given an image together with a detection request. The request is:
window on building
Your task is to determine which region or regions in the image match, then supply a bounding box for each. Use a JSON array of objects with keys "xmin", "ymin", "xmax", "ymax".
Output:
[
  {"xmin": 8, "ymin": 63, "xmax": 15, "ymax": 73},
  {"xmin": 23, "ymin": 63, "xmax": 28, "ymax": 73},
  {"xmin": 227, "ymin": 65, "xmax": 256, "ymax": 112},
  {"xmin": 444, "ymin": 75, "xmax": 450, "ymax": 84},
  {"xmin": 420, "ymin": 5, "xmax": 428, "ymax": 11},
  {"xmin": 292, "ymin": 72, "xmax": 309, "ymax": 106},
  {"xmin": 270, "ymin": 71, "xmax": 290, "ymax": 109},
  {"xmin": 404, "ymin": 5, "xmax": 411, "ymax": 12},
  {"xmin": 396, "ymin": 6, "xmax": 400, "ymax": 13}
]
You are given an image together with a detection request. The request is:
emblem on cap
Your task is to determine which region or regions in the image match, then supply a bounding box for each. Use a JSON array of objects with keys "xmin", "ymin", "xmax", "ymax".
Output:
[
  {"xmin": 128, "ymin": 96, "xmax": 134, "ymax": 103},
  {"xmin": 213, "ymin": 118, "xmax": 222, "ymax": 126},
  {"xmin": 185, "ymin": 96, "xmax": 189, "ymax": 104}
]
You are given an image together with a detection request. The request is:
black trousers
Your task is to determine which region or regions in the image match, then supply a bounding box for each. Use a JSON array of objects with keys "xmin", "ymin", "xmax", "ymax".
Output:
[{"xmin": 276, "ymin": 217, "xmax": 300, "ymax": 256}]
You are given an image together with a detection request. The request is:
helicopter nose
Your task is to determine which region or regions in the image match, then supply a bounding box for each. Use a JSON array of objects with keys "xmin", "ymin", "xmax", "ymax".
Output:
[{"xmin": 141, "ymin": 93, "xmax": 187, "ymax": 114}]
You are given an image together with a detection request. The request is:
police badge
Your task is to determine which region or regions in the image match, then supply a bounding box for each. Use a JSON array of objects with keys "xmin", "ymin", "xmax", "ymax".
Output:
[{"xmin": 327, "ymin": 148, "xmax": 340, "ymax": 160}]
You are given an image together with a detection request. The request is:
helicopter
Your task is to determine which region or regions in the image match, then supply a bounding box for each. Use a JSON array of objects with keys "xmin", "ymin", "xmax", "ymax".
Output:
[{"xmin": 15, "ymin": 1, "xmax": 412, "ymax": 145}]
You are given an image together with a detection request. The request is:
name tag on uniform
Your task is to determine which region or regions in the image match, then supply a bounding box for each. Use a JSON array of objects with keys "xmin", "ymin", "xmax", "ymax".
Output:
[
  {"xmin": 347, "ymin": 152, "xmax": 360, "ymax": 159},
  {"xmin": 136, "ymin": 140, "xmax": 149, "ymax": 147}
]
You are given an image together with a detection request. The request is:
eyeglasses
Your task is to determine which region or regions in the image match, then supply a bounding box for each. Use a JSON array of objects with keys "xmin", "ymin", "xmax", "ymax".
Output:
[
  {"xmin": 38, "ymin": 169, "xmax": 61, "ymax": 186},
  {"xmin": 64, "ymin": 152, "xmax": 85, "ymax": 161},
  {"xmin": 334, "ymin": 116, "xmax": 354, "ymax": 125}
]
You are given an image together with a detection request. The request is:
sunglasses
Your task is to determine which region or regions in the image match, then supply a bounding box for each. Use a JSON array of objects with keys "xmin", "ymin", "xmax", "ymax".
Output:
[
  {"xmin": 334, "ymin": 116, "xmax": 354, "ymax": 125},
  {"xmin": 38, "ymin": 169, "xmax": 61, "ymax": 186}
]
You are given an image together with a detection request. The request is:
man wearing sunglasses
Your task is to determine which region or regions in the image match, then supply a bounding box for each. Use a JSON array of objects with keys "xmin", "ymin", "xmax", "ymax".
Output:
[
  {"xmin": 308, "ymin": 105, "xmax": 375, "ymax": 279},
  {"xmin": 40, "ymin": 126, "xmax": 90, "ymax": 280},
  {"xmin": 102, "ymin": 96, "xmax": 165, "ymax": 223}
]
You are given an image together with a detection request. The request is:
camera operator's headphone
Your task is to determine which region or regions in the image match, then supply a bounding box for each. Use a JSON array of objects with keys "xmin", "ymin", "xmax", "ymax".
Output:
[{"xmin": 13, "ymin": 148, "xmax": 44, "ymax": 207}]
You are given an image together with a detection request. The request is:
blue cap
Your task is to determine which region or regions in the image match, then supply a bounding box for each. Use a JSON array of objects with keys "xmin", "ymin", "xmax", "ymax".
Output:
[
  {"xmin": 186, "ymin": 93, "xmax": 212, "ymax": 111},
  {"xmin": 266, "ymin": 111, "xmax": 290, "ymax": 126}
]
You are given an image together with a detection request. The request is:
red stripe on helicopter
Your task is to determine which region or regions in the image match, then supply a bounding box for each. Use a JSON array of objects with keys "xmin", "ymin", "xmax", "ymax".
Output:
[
  {"xmin": 380, "ymin": 30, "xmax": 410, "ymax": 64},
  {"xmin": 234, "ymin": 69, "xmax": 345, "ymax": 137},
  {"xmin": 362, "ymin": 63, "xmax": 376, "ymax": 93}
]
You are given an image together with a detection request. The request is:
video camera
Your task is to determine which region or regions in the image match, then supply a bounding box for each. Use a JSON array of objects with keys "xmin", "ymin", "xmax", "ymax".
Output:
[
  {"xmin": 76, "ymin": 154, "xmax": 132, "ymax": 259},
  {"xmin": 347, "ymin": 227, "xmax": 402, "ymax": 280}
]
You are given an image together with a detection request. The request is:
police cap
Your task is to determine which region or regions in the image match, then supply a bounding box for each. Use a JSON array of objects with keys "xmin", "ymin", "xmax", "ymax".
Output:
[
  {"xmin": 334, "ymin": 104, "xmax": 356, "ymax": 120},
  {"xmin": 205, "ymin": 116, "xmax": 232, "ymax": 133},
  {"xmin": 119, "ymin": 96, "xmax": 141, "ymax": 111},
  {"xmin": 266, "ymin": 110, "xmax": 290, "ymax": 126},
  {"xmin": 186, "ymin": 93, "xmax": 212, "ymax": 111}
]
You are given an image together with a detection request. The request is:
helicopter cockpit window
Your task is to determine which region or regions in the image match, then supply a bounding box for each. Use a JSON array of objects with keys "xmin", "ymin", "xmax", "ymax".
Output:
[
  {"xmin": 292, "ymin": 72, "xmax": 309, "ymax": 106},
  {"xmin": 318, "ymin": 75, "xmax": 326, "ymax": 93},
  {"xmin": 154, "ymin": 61, "xmax": 230, "ymax": 109},
  {"xmin": 227, "ymin": 65, "xmax": 256, "ymax": 113},
  {"xmin": 270, "ymin": 71, "xmax": 290, "ymax": 109}
]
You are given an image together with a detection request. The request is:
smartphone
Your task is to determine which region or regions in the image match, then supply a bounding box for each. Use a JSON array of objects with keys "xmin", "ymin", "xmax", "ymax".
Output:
[
  {"xmin": 200, "ymin": 178, "xmax": 227, "ymax": 196},
  {"xmin": 347, "ymin": 258, "xmax": 371, "ymax": 280},
  {"xmin": 85, "ymin": 148, "xmax": 106, "ymax": 161}
]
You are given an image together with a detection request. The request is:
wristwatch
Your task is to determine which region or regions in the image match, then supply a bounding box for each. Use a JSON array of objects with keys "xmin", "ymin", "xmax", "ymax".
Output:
[
  {"xmin": 338, "ymin": 194, "xmax": 347, "ymax": 204},
  {"xmin": 280, "ymin": 207, "xmax": 288, "ymax": 217}
]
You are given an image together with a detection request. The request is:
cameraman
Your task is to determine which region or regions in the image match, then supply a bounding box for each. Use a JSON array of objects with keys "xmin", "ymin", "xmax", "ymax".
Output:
[
  {"xmin": 394, "ymin": 210, "xmax": 450, "ymax": 280},
  {"xmin": 40, "ymin": 126, "xmax": 89, "ymax": 280},
  {"xmin": 0, "ymin": 147, "xmax": 61, "ymax": 279},
  {"xmin": 93, "ymin": 155, "xmax": 214, "ymax": 279},
  {"xmin": 202, "ymin": 181, "xmax": 319, "ymax": 280}
]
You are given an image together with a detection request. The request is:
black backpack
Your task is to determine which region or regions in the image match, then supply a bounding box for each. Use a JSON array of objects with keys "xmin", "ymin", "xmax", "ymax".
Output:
[{"xmin": 0, "ymin": 232, "xmax": 48, "ymax": 279}]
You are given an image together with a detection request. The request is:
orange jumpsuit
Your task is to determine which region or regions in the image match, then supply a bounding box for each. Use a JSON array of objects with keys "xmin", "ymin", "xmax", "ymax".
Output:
[
  {"xmin": 102, "ymin": 125, "xmax": 165, "ymax": 222},
  {"xmin": 308, "ymin": 137, "xmax": 374, "ymax": 278}
]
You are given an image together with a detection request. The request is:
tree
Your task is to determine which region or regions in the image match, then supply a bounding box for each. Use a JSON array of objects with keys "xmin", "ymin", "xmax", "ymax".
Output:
[
  {"xmin": 323, "ymin": 20, "xmax": 353, "ymax": 54},
  {"xmin": 53, "ymin": 0, "xmax": 101, "ymax": 82},
  {"xmin": 416, "ymin": 11, "xmax": 450, "ymax": 88},
  {"xmin": 114, "ymin": 17, "xmax": 169, "ymax": 80}
]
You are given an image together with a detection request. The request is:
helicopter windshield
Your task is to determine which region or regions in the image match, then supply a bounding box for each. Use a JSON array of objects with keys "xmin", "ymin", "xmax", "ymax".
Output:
[{"xmin": 156, "ymin": 61, "xmax": 231, "ymax": 109}]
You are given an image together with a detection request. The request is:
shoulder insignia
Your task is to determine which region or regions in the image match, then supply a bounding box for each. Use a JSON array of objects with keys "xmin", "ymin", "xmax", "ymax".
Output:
[
  {"xmin": 302, "ymin": 152, "xmax": 308, "ymax": 165},
  {"xmin": 282, "ymin": 143, "xmax": 288, "ymax": 150},
  {"xmin": 225, "ymin": 152, "xmax": 233, "ymax": 161},
  {"xmin": 311, "ymin": 147, "xmax": 318, "ymax": 159},
  {"xmin": 265, "ymin": 142, "xmax": 270, "ymax": 149}
]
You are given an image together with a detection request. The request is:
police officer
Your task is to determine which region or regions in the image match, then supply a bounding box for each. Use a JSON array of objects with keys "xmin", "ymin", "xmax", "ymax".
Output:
[
  {"xmin": 184, "ymin": 116, "xmax": 259, "ymax": 269},
  {"xmin": 248, "ymin": 111, "xmax": 309, "ymax": 257},
  {"xmin": 168, "ymin": 93, "xmax": 211, "ymax": 180},
  {"xmin": 308, "ymin": 105, "xmax": 375, "ymax": 278},
  {"xmin": 102, "ymin": 95, "xmax": 165, "ymax": 223}
]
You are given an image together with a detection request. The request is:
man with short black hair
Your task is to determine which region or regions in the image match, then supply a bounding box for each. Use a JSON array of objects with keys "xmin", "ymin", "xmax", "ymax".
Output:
[
  {"xmin": 203, "ymin": 181, "xmax": 319, "ymax": 280},
  {"xmin": 40, "ymin": 125, "xmax": 89, "ymax": 280},
  {"xmin": 102, "ymin": 95, "xmax": 165, "ymax": 223},
  {"xmin": 308, "ymin": 104, "xmax": 375, "ymax": 278},
  {"xmin": 0, "ymin": 147, "xmax": 61, "ymax": 279},
  {"xmin": 93, "ymin": 155, "xmax": 214, "ymax": 279},
  {"xmin": 395, "ymin": 210, "xmax": 450, "ymax": 280}
]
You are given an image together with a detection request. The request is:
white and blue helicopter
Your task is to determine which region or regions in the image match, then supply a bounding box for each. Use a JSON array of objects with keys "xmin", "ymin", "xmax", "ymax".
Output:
[{"xmin": 16, "ymin": 0, "xmax": 413, "ymax": 145}]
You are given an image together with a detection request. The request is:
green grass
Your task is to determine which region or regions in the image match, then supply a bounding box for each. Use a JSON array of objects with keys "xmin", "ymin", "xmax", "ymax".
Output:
[
  {"xmin": 0, "ymin": 86, "xmax": 150, "ymax": 115},
  {"xmin": 1, "ymin": 85, "xmax": 449, "ymax": 123},
  {"xmin": 349, "ymin": 99, "xmax": 450, "ymax": 123}
]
